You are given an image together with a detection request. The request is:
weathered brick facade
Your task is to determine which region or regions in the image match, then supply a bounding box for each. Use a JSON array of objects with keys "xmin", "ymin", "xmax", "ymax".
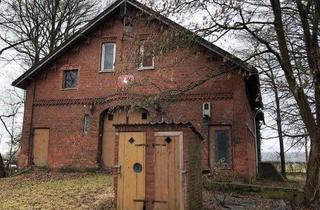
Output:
[{"xmin": 14, "ymin": 0, "xmax": 262, "ymax": 182}]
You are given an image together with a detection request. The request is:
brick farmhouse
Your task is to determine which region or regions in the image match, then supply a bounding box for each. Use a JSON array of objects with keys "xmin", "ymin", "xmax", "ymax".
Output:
[{"xmin": 12, "ymin": 0, "xmax": 262, "ymax": 182}]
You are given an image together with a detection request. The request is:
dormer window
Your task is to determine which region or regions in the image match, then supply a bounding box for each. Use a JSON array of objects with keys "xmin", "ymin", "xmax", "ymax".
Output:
[
  {"xmin": 139, "ymin": 40, "xmax": 154, "ymax": 70},
  {"xmin": 101, "ymin": 43, "xmax": 116, "ymax": 72}
]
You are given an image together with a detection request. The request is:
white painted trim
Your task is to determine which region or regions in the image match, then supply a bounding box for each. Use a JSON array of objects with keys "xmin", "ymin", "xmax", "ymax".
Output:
[{"xmin": 101, "ymin": 43, "xmax": 116, "ymax": 72}]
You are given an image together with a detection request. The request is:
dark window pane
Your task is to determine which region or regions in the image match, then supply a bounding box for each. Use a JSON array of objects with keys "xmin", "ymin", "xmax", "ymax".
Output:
[
  {"xmin": 108, "ymin": 114, "xmax": 113, "ymax": 121},
  {"xmin": 64, "ymin": 70, "xmax": 78, "ymax": 88},
  {"xmin": 215, "ymin": 130, "xmax": 229, "ymax": 164},
  {"xmin": 141, "ymin": 112, "xmax": 148, "ymax": 120},
  {"xmin": 103, "ymin": 43, "xmax": 115, "ymax": 70}
]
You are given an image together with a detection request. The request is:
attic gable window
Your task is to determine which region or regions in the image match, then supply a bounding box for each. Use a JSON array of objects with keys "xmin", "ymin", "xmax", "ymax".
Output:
[
  {"xmin": 101, "ymin": 43, "xmax": 116, "ymax": 72},
  {"xmin": 63, "ymin": 69, "xmax": 78, "ymax": 89},
  {"xmin": 139, "ymin": 40, "xmax": 154, "ymax": 70}
]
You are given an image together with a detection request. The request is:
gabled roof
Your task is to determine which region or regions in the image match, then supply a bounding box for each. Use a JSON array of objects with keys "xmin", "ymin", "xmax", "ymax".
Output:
[{"xmin": 11, "ymin": 0, "xmax": 262, "ymax": 107}]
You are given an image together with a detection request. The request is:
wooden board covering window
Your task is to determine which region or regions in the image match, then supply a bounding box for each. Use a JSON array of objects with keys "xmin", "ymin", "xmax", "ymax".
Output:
[
  {"xmin": 33, "ymin": 129, "xmax": 49, "ymax": 167},
  {"xmin": 103, "ymin": 111, "xmax": 126, "ymax": 167},
  {"xmin": 102, "ymin": 109, "xmax": 149, "ymax": 168}
]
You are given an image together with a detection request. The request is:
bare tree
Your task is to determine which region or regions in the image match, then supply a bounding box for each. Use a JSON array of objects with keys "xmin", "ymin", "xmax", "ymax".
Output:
[
  {"xmin": 0, "ymin": 88, "xmax": 23, "ymax": 175},
  {"xmin": 0, "ymin": 0, "xmax": 100, "ymax": 66},
  {"xmin": 159, "ymin": 0, "xmax": 320, "ymax": 203}
]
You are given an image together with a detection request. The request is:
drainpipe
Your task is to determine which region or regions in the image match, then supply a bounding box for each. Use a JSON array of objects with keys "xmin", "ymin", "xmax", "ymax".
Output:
[{"xmin": 27, "ymin": 81, "xmax": 36, "ymax": 166}]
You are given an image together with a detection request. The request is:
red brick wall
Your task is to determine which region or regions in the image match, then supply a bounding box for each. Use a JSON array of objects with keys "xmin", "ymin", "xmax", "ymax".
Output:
[{"xmin": 17, "ymin": 8, "xmax": 257, "ymax": 181}]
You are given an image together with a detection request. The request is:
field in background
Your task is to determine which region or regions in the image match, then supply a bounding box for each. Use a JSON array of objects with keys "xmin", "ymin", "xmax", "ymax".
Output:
[
  {"xmin": 0, "ymin": 170, "xmax": 114, "ymax": 210},
  {"xmin": 271, "ymin": 162, "xmax": 307, "ymax": 186}
]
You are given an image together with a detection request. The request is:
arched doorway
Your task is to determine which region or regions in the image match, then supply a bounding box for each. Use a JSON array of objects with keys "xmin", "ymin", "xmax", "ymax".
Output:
[{"xmin": 101, "ymin": 107, "xmax": 150, "ymax": 168}]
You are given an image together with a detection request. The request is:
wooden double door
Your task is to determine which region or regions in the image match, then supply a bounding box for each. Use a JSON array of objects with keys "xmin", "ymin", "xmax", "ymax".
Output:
[
  {"xmin": 117, "ymin": 131, "xmax": 183, "ymax": 210},
  {"xmin": 102, "ymin": 109, "xmax": 149, "ymax": 168}
]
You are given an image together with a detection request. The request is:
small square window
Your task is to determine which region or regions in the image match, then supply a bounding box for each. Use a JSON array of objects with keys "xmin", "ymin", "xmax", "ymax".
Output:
[
  {"xmin": 63, "ymin": 70, "xmax": 78, "ymax": 89},
  {"xmin": 101, "ymin": 43, "xmax": 116, "ymax": 72},
  {"xmin": 108, "ymin": 114, "xmax": 114, "ymax": 121},
  {"xmin": 139, "ymin": 40, "xmax": 154, "ymax": 69},
  {"xmin": 141, "ymin": 112, "xmax": 148, "ymax": 120}
]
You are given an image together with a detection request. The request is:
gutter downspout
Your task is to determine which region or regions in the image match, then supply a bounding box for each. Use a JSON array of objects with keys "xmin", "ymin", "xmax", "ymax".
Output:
[{"xmin": 27, "ymin": 81, "xmax": 36, "ymax": 166}]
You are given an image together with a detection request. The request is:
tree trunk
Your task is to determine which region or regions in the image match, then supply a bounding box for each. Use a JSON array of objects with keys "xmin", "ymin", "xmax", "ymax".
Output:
[
  {"xmin": 0, "ymin": 153, "xmax": 5, "ymax": 178},
  {"xmin": 271, "ymin": 69, "xmax": 286, "ymax": 177},
  {"xmin": 270, "ymin": 0, "xmax": 320, "ymax": 202},
  {"xmin": 305, "ymin": 135, "xmax": 320, "ymax": 202},
  {"xmin": 305, "ymin": 136, "xmax": 309, "ymax": 163}
]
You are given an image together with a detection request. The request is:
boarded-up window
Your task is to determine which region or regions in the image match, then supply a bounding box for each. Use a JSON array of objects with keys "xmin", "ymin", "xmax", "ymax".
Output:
[
  {"xmin": 63, "ymin": 70, "xmax": 78, "ymax": 89},
  {"xmin": 101, "ymin": 43, "xmax": 116, "ymax": 71},
  {"xmin": 215, "ymin": 130, "xmax": 230, "ymax": 164},
  {"xmin": 139, "ymin": 40, "xmax": 154, "ymax": 69}
]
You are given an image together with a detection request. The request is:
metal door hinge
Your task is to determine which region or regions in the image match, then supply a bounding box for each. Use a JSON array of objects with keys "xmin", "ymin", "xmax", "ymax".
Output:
[
  {"xmin": 133, "ymin": 199, "xmax": 148, "ymax": 203},
  {"xmin": 152, "ymin": 143, "xmax": 166, "ymax": 147},
  {"xmin": 152, "ymin": 200, "xmax": 168, "ymax": 204},
  {"xmin": 135, "ymin": 144, "xmax": 148, "ymax": 147}
]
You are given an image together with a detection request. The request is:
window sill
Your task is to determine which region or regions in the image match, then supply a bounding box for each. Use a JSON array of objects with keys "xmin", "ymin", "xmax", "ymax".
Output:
[
  {"xmin": 138, "ymin": 66, "xmax": 155, "ymax": 71},
  {"xmin": 213, "ymin": 163, "xmax": 232, "ymax": 170},
  {"xmin": 99, "ymin": 69, "xmax": 115, "ymax": 73},
  {"xmin": 62, "ymin": 88, "xmax": 78, "ymax": 91}
]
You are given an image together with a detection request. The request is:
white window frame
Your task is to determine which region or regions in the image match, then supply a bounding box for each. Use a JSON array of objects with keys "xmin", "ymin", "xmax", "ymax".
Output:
[
  {"xmin": 138, "ymin": 41, "xmax": 154, "ymax": 70},
  {"xmin": 101, "ymin": 43, "xmax": 116, "ymax": 72},
  {"xmin": 83, "ymin": 114, "xmax": 90, "ymax": 133}
]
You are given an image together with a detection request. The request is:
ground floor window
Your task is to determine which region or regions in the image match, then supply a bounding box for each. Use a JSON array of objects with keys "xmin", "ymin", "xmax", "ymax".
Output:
[{"xmin": 209, "ymin": 126, "xmax": 232, "ymax": 168}]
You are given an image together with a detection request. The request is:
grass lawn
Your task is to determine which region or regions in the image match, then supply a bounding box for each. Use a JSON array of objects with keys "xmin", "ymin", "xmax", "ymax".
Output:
[
  {"xmin": 0, "ymin": 170, "xmax": 114, "ymax": 210},
  {"xmin": 0, "ymin": 170, "xmax": 312, "ymax": 210}
]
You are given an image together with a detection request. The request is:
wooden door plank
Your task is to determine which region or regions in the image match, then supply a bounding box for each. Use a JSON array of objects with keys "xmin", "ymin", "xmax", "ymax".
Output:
[
  {"xmin": 128, "ymin": 110, "xmax": 149, "ymax": 124},
  {"xmin": 154, "ymin": 134, "xmax": 183, "ymax": 210},
  {"xmin": 154, "ymin": 137, "xmax": 169, "ymax": 210},
  {"xmin": 117, "ymin": 132, "xmax": 145, "ymax": 210},
  {"xmin": 117, "ymin": 132, "xmax": 125, "ymax": 210},
  {"xmin": 33, "ymin": 129, "xmax": 49, "ymax": 167},
  {"xmin": 103, "ymin": 111, "xmax": 126, "ymax": 167}
]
